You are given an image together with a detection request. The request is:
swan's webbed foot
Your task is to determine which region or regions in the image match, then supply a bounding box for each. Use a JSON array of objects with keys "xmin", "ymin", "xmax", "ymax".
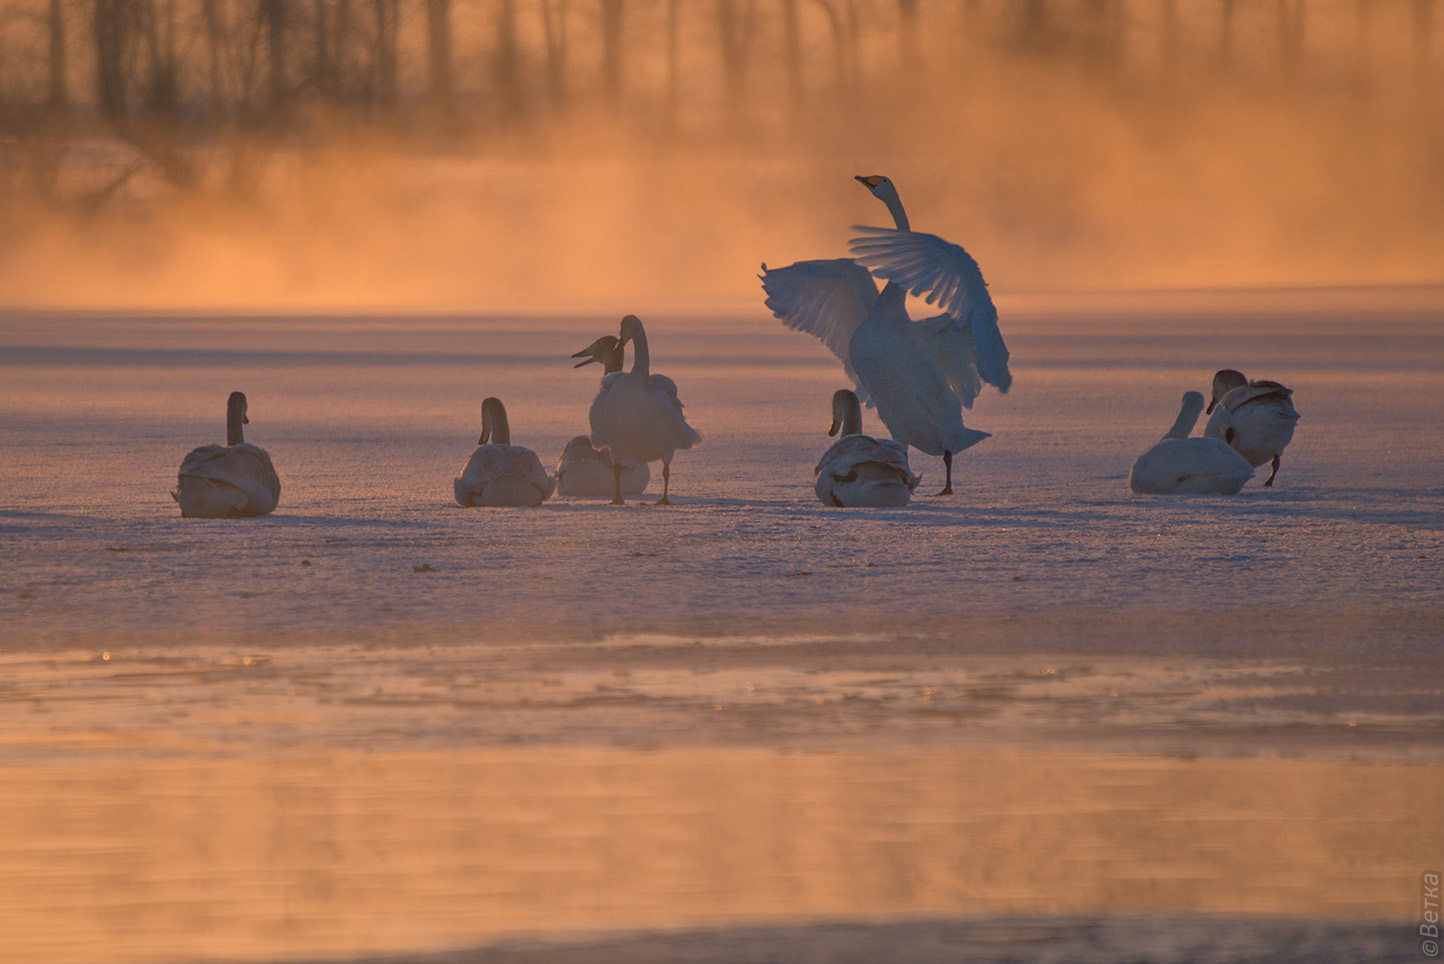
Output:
[{"xmin": 933, "ymin": 485, "xmax": 953, "ymax": 497}]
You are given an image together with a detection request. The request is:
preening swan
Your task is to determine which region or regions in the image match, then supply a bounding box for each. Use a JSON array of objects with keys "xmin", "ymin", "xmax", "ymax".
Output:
[
  {"xmin": 173, "ymin": 391, "xmax": 281, "ymax": 518},
  {"xmin": 554, "ymin": 336, "xmax": 651, "ymax": 498},
  {"xmin": 454, "ymin": 397, "xmax": 555, "ymax": 507},
  {"xmin": 762, "ymin": 174, "xmax": 1009, "ymax": 496},
  {"xmin": 587, "ymin": 315, "xmax": 701, "ymax": 506},
  {"xmin": 1204, "ymin": 369, "xmax": 1300, "ymax": 487},
  {"xmin": 1130, "ymin": 391, "xmax": 1254, "ymax": 495},
  {"xmin": 815, "ymin": 389, "xmax": 919, "ymax": 507}
]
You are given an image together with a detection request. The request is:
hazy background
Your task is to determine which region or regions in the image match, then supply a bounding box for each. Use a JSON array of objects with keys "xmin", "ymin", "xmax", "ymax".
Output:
[{"xmin": 0, "ymin": 0, "xmax": 1441, "ymax": 311}]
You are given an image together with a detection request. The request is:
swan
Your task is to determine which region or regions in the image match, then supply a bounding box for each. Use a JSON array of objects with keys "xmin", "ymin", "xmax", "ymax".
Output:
[
  {"xmin": 1204, "ymin": 369, "xmax": 1300, "ymax": 487},
  {"xmin": 815, "ymin": 389, "xmax": 919, "ymax": 507},
  {"xmin": 454, "ymin": 397, "xmax": 555, "ymax": 507},
  {"xmin": 173, "ymin": 391, "xmax": 281, "ymax": 518},
  {"xmin": 762, "ymin": 175, "xmax": 1009, "ymax": 496},
  {"xmin": 1130, "ymin": 391, "xmax": 1254, "ymax": 495},
  {"xmin": 588, "ymin": 315, "xmax": 701, "ymax": 505},
  {"xmin": 554, "ymin": 336, "xmax": 651, "ymax": 498}
]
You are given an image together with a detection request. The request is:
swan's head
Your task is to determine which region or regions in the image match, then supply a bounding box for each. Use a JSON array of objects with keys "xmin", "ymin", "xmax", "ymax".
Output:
[
  {"xmin": 616, "ymin": 314, "xmax": 645, "ymax": 347},
  {"xmin": 571, "ymin": 335, "xmax": 623, "ymax": 370},
  {"xmin": 479, "ymin": 396, "xmax": 509, "ymax": 446},
  {"xmin": 1207, "ymin": 369, "xmax": 1248, "ymax": 413},
  {"xmin": 828, "ymin": 388, "xmax": 860, "ymax": 437},
  {"xmin": 228, "ymin": 391, "xmax": 249, "ymax": 425},
  {"xmin": 855, "ymin": 174, "xmax": 898, "ymax": 204}
]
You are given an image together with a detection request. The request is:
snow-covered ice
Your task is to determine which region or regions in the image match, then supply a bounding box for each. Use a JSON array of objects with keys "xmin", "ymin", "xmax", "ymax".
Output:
[{"xmin": 1, "ymin": 290, "xmax": 1441, "ymax": 962}]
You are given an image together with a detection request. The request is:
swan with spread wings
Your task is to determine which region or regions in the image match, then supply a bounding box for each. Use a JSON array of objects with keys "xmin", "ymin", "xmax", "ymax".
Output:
[{"xmin": 761, "ymin": 175, "xmax": 1009, "ymax": 495}]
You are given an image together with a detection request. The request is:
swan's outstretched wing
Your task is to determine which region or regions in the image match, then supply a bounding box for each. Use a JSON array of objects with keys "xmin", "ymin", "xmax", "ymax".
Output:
[
  {"xmin": 761, "ymin": 258, "xmax": 879, "ymax": 406},
  {"xmin": 849, "ymin": 226, "xmax": 1011, "ymax": 393},
  {"xmin": 914, "ymin": 313, "xmax": 983, "ymax": 409}
]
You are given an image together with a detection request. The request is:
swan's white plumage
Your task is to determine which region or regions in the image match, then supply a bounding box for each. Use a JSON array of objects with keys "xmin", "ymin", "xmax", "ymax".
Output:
[
  {"xmin": 554, "ymin": 435, "xmax": 649, "ymax": 497},
  {"xmin": 1130, "ymin": 391, "xmax": 1254, "ymax": 495},
  {"xmin": 173, "ymin": 391, "xmax": 280, "ymax": 518},
  {"xmin": 814, "ymin": 390, "xmax": 919, "ymax": 507},
  {"xmin": 454, "ymin": 397, "xmax": 554, "ymax": 507},
  {"xmin": 760, "ymin": 258, "xmax": 880, "ymax": 406},
  {"xmin": 588, "ymin": 315, "xmax": 701, "ymax": 505},
  {"xmin": 1203, "ymin": 372, "xmax": 1299, "ymax": 486}
]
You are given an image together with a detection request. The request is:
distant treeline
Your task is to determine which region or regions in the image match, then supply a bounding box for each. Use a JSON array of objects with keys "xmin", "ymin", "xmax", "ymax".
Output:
[{"xmin": 0, "ymin": 1, "xmax": 1439, "ymax": 199}]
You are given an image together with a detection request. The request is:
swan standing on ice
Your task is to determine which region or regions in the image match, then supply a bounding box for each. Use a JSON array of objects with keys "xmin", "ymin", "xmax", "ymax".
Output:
[
  {"xmin": 762, "ymin": 175, "xmax": 1009, "ymax": 496},
  {"xmin": 554, "ymin": 336, "xmax": 651, "ymax": 498},
  {"xmin": 815, "ymin": 389, "xmax": 919, "ymax": 507},
  {"xmin": 1130, "ymin": 391, "xmax": 1254, "ymax": 495},
  {"xmin": 454, "ymin": 397, "xmax": 555, "ymax": 507},
  {"xmin": 1204, "ymin": 369, "xmax": 1300, "ymax": 487},
  {"xmin": 588, "ymin": 315, "xmax": 701, "ymax": 506},
  {"xmin": 173, "ymin": 391, "xmax": 281, "ymax": 518}
]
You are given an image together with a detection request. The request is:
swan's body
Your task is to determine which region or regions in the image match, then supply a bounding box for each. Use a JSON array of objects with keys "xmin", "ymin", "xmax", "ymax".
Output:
[
  {"xmin": 762, "ymin": 175, "xmax": 1008, "ymax": 495},
  {"xmin": 1203, "ymin": 369, "xmax": 1299, "ymax": 487},
  {"xmin": 454, "ymin": 397, "xmax": 555, "ymax": 507},
  {"xmin": 555, "ymin": 336, "xmax": 651, "ymax": 498},
  {"xmin": 1130, "ymin": 391, "xmax": 1254, "ymax": 495},
  {"xmin": 815, "ymin": 389, "xmax": 919, "ymax": 507},
  {"xmin": 173, "ymin": 391, "xmax": 281, "ymax": 518},
  {"xmin": 588, "ymin": 315, "xmax": 701, "ymax": 505}
]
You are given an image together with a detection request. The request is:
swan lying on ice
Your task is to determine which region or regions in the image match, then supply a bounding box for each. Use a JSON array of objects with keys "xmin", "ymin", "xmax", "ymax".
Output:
[
  {"xmin": 588, "ymin": 315, "xmax": 701, "ymax": 506},
  {"xmin": 554, "ymin": 335, "xmax": 650, "ymax": 498},
  {"xmin": 815, "ymin": 389, "xmax": 919, "ymax": 507},
  {"xmin": 762, "ymin": 174, "xmax": 1008, "ymax": 496},
  {"xmin": 1130, "ymin": 391, "xmax": 1254, "ymax": 495},
  {"xmin": 173, "ymin": 391, "xmax": 281, "ymax": 518},
  {"xmin": 454, "ymin": 397, "xmax": 555, "ymax": 507},
  {"xmin": 1204, "ymin": 369, "xmax": 1300, "ymax": 487}
]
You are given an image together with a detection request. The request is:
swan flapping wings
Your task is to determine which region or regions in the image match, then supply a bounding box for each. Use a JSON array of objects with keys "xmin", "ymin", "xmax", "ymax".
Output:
[
  {"xmin": 760, "ymin": 258, "xmax": 879, "ymax": 407},
  {"xmin": 848, "ymin": 226, "xmax": 1011, "ymax": 393}
]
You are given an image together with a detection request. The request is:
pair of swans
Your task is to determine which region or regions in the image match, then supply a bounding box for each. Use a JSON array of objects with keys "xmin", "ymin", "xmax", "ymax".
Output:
[
  {"xmin": 763, "ymin": 174, "xmax": 1011, "ymax": 495},
  {"xmin": 173, "ymin": 392, "xmax": 282, "ymax": 518},
  {"xmin": 459, "ymin": 315, "xmax": 700, "ymax": 508}
]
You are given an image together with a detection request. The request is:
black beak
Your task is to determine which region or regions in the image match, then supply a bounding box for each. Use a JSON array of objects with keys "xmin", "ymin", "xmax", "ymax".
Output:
[
  {"xmin": 1205, "ymin": 399, "xmax": 1217, "ymax": 415},
  {"xmin": 828, "ymin": 417, "xmax": 841, "ymax": 437},
  {"xmin": 573, "ymin": 354, "xmax": 599, "ymax": 368}
]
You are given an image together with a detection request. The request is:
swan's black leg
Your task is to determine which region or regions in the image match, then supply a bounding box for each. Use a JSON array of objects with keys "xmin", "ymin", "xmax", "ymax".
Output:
[
  {"xmin": 655, "ymin": 460, "xmax": 673, "ymax": 506},
  {"xmin": 611, "ymin": 463, "xmax": 625, "ymax": 505},
  {"xmin": 934, "ymin": 451, "xmax": 954, "ymax": 496},
  {"xmin": 1263, "ymin": 454, "xmax": 1280, "ymax": 487}
]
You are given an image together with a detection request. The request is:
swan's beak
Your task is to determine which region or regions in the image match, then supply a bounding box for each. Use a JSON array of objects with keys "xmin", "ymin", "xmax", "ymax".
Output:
[
  {"xmin": 828, "ymin": 417, "xmax": 841, "ymax": 437},
  {"xmin": 572, "ymin": 353, "xmax": 600, "ymax": 368},
  {"xmin": 1205, "ymin": 398, "xmax": 1217, "ymax": 415},
  {"xmin": 242, "ymin": 415, "xmax": 249, "ymax": 424},
  {"xmin": 855, "ymin": 175, "xmax": 883, "ymax": 190}
]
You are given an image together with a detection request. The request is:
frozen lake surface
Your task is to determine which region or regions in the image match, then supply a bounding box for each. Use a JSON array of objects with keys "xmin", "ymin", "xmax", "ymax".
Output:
[{"xmin": 2, "ymin": 291, "xmax": 1442, "ymax": 962}]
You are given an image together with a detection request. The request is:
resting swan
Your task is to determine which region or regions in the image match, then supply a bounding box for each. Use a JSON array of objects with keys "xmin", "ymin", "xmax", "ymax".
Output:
[
  {"xmin": 173, "ymin": 391, "xmax": 281, "ymax": 518},
  {"xmin": 554, "ymin": 336, "xmax": 651, "ymax": 498},
  {"xmin": 454, "ymin": 397, "xmax": 555, "ymax": 507},
  {"xmin": 588, "ymin": 315, "xmax": 701, "ymax": 505},
  {"xmin": 815, "ymin": 389, "xmax": 919, "ymax": 507},
  {"xmin": 762, "ymin": 174, "xmax": 1009, "ymax": 495},
  {"xmin": 1204, "ymin": 369, "xmax": 1300, "ymax": 487},
  {"xmin": 1130, "ymin": 391, "xmax": 1254, "ymax": 495}
]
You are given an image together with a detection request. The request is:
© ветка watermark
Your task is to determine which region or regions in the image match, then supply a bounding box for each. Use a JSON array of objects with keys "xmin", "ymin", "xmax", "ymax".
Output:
[{"xmin": 1424, "ymin": 871, "xmax": 1441, "ymax": 959}]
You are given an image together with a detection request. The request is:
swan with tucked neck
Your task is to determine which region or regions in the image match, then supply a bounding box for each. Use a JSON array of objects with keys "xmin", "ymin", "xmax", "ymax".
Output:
[
  {"xmin": 1129, "ymin": 391, "xmax": 1254, "ymax": 495},
  {"xmin": 555, "ymin": 335, "xmax": 652, "ymax": 498},
  {"xmin": 454, "ymin": 397, "xmax": 555, "ymax": 507},
  {"xmin": 1204, "ymin": 369, "xmax": 1300, "ymax": 487},
  {"xmin": 587, "ymin": 314, "xmax": 701, "ymax": 505},
  {"xmin": 814, "ymin": 389, "xmax": 919, "ymax": 507},
  {"xmin": 173, "ymin": 391, "xmax": 281, "ymax": 518},
  {"xmin": 762, "ymin": 174, "xmax": 1009, "ymax": 497}
]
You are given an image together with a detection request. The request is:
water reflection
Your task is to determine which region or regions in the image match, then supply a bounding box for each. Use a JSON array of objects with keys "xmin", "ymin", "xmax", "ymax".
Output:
[{"xmin": 0, "ymin": 748, "xmax": 1434, "ymax": 964}]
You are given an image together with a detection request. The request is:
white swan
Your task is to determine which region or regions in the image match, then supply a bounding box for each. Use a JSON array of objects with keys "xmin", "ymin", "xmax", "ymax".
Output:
[
  {"xmin": 1204, "ymin": 369, "xmax": 1300, "ymax": 487},
  {"xmin": 554, "ymin": 336, "xmax": 651, "ymax": 498},
  {"xmin": 762, "ymin": 174, "xmax": 1009, "ymax": 495},
  {"xmin": 815, "ymin": 389, "xmax": 919, "ymax": 507},
  {"xmin": 173, "ymin": 391, "xmax": 281, "ymax": 518},
  {"xmin": 454, "ymin": 397, "xmax": 555, "ymax": 507},
  {"xmin": 1130, "ymin": 391, "xmax": 1254, "ymax": 495},
  {"xmin": 588, "ymin": 315, "xmax": 701, "ymax": 505}
]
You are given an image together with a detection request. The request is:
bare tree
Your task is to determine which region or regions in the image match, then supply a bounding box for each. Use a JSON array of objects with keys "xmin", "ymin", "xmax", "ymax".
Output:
[
  {"xmin": 260, "ymin": 0, "xmax": 288, "ymax": 118},
  {"xmin": 716, "ymin": 0, "xmax": 756, "ymax": 121},
  {"xmin": 601, "ymin": 0, "xmax": 624, "ymax": 111},
  {"xmin": 47, "ymin": 0, "xmax": 69, "ymax": 114},
  {"xmin": 370, "ymin": 0, "xmax": 399, "ymax": 111},
  {"xmin": 426, "ymin": 0, "xmax": 456, "ymax": 113},
  {"xmin": 493, "ymin": 0, "xmax": 524, "ymax": 120},
  {"xmin": 93, "ymin": 0, "xmax": 137, "ymax": 124}
]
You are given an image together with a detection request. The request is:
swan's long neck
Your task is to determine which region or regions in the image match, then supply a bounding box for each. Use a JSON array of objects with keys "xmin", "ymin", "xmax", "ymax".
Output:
[
  {"xmin": 881, "ymin": 188, "xmax": 910, "ymax": 232},
  {"xmin": 629, "ymin": 328, "xmax": 651, "ymax": 378},
  {"xmin": 226, "ymin": 393, "xmax": 246, "ymax": 446},
  {"xmin": 482, "ymin": 398, "xmax": 511, "ymax": 446},
  {"xmin": 832, "ymin": 390, "xmax": 862, "ymax": 436},
  {"xmin": 603, "ymin": 345, "xmax": 625, "ymax": 374},
  {"xmin": 1165, "ymin": 392, "xmax": 1206, "ymax": 440}
]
